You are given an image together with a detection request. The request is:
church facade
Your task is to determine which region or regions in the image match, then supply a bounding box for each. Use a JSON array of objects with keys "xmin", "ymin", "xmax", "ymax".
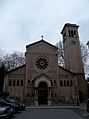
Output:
[{"xmin": 3, "ymin": 23, "xmax": 87, "ymax": 106}]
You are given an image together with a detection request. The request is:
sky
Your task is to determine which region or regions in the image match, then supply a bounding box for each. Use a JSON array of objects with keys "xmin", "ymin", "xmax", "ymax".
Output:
[{"xmin": 0, "ymin": 0, "xmax": 89, "ymax": 54}]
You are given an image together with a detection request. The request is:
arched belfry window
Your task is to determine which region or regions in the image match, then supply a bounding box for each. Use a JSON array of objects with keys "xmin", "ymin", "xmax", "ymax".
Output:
[
  {"xmin": 68, "ymin": 30, "xmax": 77, "ymax": 37},
  {"xmin": 74, "ymin": 30, "xmax": 76, "ymax": 37},
  {"xmin": 71, "ymin": 30, "xmax": 74, "ymax": 37}
]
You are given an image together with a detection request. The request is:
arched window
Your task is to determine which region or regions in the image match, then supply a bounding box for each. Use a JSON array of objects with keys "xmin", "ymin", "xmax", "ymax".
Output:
[
  {"xmin": 13, "ymin": 80, "xmax": 15, "ymax": 86},
  {"xmin": 67, "ymin": 80, "xmax": 69, "ymax": 86},
  {"xmin": 51, "ymin": 80, "xmax": 53, "ymax": 86},
  {"xmin": 60, "ymin": 80, "xmax": 63, "ymax": 87},
  {"xmin": 54, "ymin": 80, "xmax": 56, "ymax": 86},
  {"xmin": 71, "ymin": 30, "xmax": 74, "ymax": 37},
  {"xmin": 28, "ymin": 80, "xmax": 30, "ymax": 84},
  {"xmin": 9, "ymin": 80, "xmax": 12, "ymax": 86},
  {"xmin": 17, "ymin": 80, "xmax": 19, "ymax": 86},
  {"xmin": 70, "ymin": 80, "xmax": 73, "ymax": 86},
  {"xmin": 74, "ymin": 30, "xmax": 76, "ymax": 37},
  {"xmin": 64, "ymin": 80, "xmax": 66, "ymax": 86},
  {"xmin": 21, "ymin": 80, "xmax": 23, "ymax": 86}
]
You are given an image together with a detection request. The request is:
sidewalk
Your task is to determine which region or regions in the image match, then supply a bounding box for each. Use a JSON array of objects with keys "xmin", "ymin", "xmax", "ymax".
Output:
[
  {"xmin": 79, "ymin": 103, "xmax": 87, "ymax": 110},
  {"xmin": 26, "ymin": 103, "xmax": 87, "ymax": 110}
]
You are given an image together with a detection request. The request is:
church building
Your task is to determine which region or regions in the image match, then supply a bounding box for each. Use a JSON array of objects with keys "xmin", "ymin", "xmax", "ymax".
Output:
[{"xmin": 3, "ymin": 23, "xmax": 87, "ymax": 106}]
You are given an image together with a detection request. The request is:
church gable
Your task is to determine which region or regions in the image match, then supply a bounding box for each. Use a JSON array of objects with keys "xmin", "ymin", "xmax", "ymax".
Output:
[
  {"xmin": 26, "ymin": 40, "xmax": 58, "ymax": 54},
  {"xmin": 7, "ymin": 65, "xmax": 26, "ymax": 75}
]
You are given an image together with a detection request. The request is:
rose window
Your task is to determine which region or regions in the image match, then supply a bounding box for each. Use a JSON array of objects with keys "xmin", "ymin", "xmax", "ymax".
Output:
[{"xmin": 36, "ymin": 58, "xmax": 48, "ymax": 69}]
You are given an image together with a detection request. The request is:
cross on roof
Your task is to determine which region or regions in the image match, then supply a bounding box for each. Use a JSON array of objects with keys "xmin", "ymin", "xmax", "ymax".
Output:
[{"xmin": 41, "ymin": 35, "xmax": 44, "ymax": 40}]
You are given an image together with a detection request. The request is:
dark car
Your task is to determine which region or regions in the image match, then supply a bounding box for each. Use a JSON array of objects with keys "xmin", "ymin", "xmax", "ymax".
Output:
[
  {"xmin": 87, "ymin": 99, "xmax": 89, "ymax": 112},
  {"xmin": 0, "ymin": 98, "xmax": 19, "ymax": 113},
  {"xmin": 5, "ymin": 98, "xmax": 26, "ymax": 111},
  {"xmin": 0, "ymin": 104, "xmax": 13, "ymax": 119}
]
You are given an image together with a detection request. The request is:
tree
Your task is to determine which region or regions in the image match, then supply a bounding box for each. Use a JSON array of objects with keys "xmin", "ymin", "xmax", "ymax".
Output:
[
  {"xmin": 80, "ymin": 43, "xmax": 89, "ymax": 73},
  {"xmin": 0, "ymin": 63, "xmax": 7, "ymax": 92},
  {"xmin": 0, "ymin": 92, "xmax": 9, "ymax": 98},
  {"xmin": 56, "ymin": 41, "xmax": 89, "ymax": 72},
  {"xmin": 56, "ymin": 41, "xmax": 64, "ymax": 67},
  {"xmin": 2, "ymin": 51, "xmax": 25, "ymax": 71}
]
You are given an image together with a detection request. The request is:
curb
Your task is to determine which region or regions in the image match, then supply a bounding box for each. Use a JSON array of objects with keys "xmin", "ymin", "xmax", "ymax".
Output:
[{"xmin": 26, "ymin": 106, "xmax": 80, "ymax": 109}]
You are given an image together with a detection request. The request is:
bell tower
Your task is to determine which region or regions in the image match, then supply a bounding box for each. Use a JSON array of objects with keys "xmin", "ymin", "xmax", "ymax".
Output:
[{"xmin": 61, "ymin": 23, "xmax": 84, "ymax": 73}]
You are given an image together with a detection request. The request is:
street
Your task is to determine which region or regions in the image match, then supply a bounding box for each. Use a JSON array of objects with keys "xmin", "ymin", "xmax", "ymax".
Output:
[{"xmin": 11, "ymin": 108, "xmax": 89, "ymax": 119}]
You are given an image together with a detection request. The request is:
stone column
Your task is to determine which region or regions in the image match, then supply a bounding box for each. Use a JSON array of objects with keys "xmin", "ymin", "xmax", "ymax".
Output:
[
  {"xmin": 48, "ymin": 87, "xmax": 51, "ymax": 106},
  {"xmin": 34, "ymin": 88, "xmax": 38, "ymax": 106}
]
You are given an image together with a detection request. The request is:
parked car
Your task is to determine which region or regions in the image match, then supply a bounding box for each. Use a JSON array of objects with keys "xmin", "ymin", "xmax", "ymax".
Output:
[
  {"xmin": 0, "ymin": 104, "xmax": 13, "ymax": 119},
  {"xmin": 0, "ymin": 98, "xmax": 19, "ymax": 113},
  {"xmin": 87, "ymin": 99, "xmax": 89, "ymax": 112},
  {"xmin": 5, "ymin": 98, "xmax": 26, "ymax": 111}
]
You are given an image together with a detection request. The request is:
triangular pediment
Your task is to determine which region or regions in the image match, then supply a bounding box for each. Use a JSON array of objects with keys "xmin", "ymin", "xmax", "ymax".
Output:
[
  {"xmin": 26, "ymin": 40, "xmax": 58, "ymax": 54},
  {"xmin": 26, "ymin": 40, "xmax": 58, "ymax": 49}
]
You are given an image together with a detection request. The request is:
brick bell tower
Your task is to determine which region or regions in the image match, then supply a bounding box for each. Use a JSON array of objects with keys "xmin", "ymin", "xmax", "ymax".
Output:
[
  {"xmin": 61, "ymin": 23, "xmax": 87, "ymax": 102},
  {"xmin": 61, "ymin": 23, "xmax": 84, "ymax": 73}
]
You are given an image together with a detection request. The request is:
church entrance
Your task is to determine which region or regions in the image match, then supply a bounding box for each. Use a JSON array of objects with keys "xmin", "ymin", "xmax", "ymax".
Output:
[{"xmin": 38, "ymin": 82, "xmax": 48, "ymax": 105}]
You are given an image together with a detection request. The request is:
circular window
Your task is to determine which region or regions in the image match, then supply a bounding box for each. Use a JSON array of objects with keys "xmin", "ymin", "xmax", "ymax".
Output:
[
  {"xmin": 36, "ymin": 58, "xmax": 48, "ymax": 69},
  {"xmin": 71, "ymin": 40, "xmax": 76, "ymax": 45}
]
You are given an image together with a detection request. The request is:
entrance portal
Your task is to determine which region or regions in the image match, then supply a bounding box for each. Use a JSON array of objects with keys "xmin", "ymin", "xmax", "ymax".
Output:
[{"xmin": 38, "ymin": 82, "xmax": 48, "ymax": 105}]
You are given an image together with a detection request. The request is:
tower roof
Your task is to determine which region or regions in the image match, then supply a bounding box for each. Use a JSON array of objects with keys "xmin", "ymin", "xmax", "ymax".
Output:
[{"xmin": 61, "ymin": 23, "xmax": 79, "ymax": 34}]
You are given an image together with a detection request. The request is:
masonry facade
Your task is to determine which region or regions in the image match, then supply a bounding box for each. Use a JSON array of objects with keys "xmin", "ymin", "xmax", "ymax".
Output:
[{"xmin": 3, "ymin": 23, "xmax": 87, "ymax": 106}]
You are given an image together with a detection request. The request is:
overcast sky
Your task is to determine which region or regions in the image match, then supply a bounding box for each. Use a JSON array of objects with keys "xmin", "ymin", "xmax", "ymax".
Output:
[{"xmin": 0, "ymin": 0, "xmax": 89, "ymax": 54}]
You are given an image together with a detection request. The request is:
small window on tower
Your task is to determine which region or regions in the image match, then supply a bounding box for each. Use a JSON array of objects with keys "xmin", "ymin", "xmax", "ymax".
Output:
[
  {"xmin": 71, "ymin": 40, "xmax": 76, "ymax": 45},
  {"xmin": 74, "ymin": 30, "xmax": 76, "ymax": 36}
]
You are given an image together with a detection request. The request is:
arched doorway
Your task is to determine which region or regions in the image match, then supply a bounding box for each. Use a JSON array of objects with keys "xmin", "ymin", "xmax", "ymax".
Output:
[{"xmin": 38, "ymin": 82, "xmax": 48, "ymax": 105}]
